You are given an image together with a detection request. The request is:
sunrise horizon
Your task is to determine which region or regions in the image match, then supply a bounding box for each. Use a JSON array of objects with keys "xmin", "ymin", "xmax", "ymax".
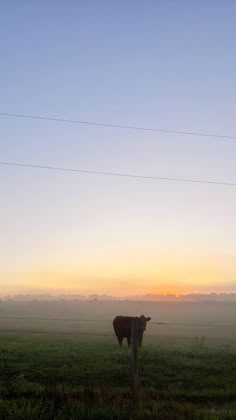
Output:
[{"xmin": 1, "ymin": 280, "xmax": 236, "ymax": 298}]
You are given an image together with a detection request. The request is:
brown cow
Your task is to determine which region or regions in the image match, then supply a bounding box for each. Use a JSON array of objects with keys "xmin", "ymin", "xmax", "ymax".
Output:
[{"xmin": 113, "ymin": 315, "xmax": 151, "ymax": 347}]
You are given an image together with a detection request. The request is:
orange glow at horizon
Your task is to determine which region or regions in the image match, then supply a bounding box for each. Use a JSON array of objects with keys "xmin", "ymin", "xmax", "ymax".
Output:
[{"xmin": 1, "ymin": 247, "xmax": 236, "ymax": 296}]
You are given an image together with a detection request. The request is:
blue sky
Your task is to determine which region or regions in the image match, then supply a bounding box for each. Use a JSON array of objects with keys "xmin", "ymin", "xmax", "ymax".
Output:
[{"xmin": 0, "ymin": 2, "xmax": 236, "ymax": 295}]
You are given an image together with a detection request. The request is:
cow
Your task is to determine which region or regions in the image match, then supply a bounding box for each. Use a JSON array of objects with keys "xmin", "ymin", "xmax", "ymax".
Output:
[{"xmin": 113, "ymin": 315, "xmax": 151, "ymax": 347}]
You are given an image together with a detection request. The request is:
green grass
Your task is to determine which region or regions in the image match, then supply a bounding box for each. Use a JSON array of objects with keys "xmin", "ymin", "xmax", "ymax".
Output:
[{"xmin": 0, "ymin": 334, "xmax": 236, "ymax": 419}]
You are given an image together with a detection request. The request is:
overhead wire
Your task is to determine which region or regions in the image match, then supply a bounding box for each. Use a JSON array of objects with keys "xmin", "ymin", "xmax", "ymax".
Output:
[
  {"xmin": 0, "ymin": 112, "xmax": 236, "ymax": 141},
  {"xmin": 0, "ymin": 161, "xmax": 235, "ymax": 187}
]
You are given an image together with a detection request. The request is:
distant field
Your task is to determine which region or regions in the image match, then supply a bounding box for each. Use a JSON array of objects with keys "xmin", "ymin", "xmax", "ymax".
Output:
[
  {"xmin": 1, "ymin": 300, "xmax": 236, "ymax": 418},
  {"xmin": 1, "ymin": 299, "xmax": 236, "ymax": 347}
]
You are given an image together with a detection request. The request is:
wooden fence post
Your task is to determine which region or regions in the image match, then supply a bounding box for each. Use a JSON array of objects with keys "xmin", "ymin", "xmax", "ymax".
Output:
[{"xmin": 131, "ymin": 317, "xmax": 139, "ymax": 399}]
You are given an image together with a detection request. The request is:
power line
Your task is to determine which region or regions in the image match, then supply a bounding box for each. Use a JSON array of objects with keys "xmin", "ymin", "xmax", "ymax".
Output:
[
  {"xmin": 0, "ymin": 111, "xmax": 236, "ymax": 141},
  {"xmin": 1, "ymin": 160, "xmax": 236, "ymax": 188}
]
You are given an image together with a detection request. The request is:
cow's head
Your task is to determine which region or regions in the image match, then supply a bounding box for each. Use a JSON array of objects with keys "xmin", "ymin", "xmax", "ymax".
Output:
[{"xmin": 138, "ymin": 315, "xmax": 151, "ymax": 331}]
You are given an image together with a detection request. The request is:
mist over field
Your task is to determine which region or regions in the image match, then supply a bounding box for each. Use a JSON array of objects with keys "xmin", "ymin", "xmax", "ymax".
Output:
[{"xmin": 1, "ymin": 298, "xmax": 236, "ymax": 347}]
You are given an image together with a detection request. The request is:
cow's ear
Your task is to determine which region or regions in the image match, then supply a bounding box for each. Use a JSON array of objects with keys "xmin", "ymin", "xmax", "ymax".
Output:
[{"xmin": 146, "ymin": 317, "xmax": 151, "ymax": 322}]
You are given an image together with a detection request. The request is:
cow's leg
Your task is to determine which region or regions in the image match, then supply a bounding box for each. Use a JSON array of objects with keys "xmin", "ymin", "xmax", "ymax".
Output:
[
  {"xmin": 117, "ymin": 335, "xmax": 123, "ymax": 346},
  {"xmin": 127, "ymin": 336, "xmax": 131, "ymax": 347},
  {"xmin": 139, "ymin": 333, "xmax": 143, "ymax": 347}
]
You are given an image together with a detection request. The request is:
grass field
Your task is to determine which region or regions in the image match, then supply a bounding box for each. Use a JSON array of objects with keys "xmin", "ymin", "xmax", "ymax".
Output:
[
  {"xmin": 1, "ymin": 300, "xmax": 236, "ymax": 418},
  {"xmin": 1, "ymin": 333, "xmax": 236, "ymax": 419}
]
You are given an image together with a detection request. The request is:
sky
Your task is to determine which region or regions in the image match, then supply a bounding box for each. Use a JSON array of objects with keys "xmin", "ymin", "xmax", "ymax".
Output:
[{"xmin": 0, "ymin": 1, "xmax": 236, "ymax": 296}]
